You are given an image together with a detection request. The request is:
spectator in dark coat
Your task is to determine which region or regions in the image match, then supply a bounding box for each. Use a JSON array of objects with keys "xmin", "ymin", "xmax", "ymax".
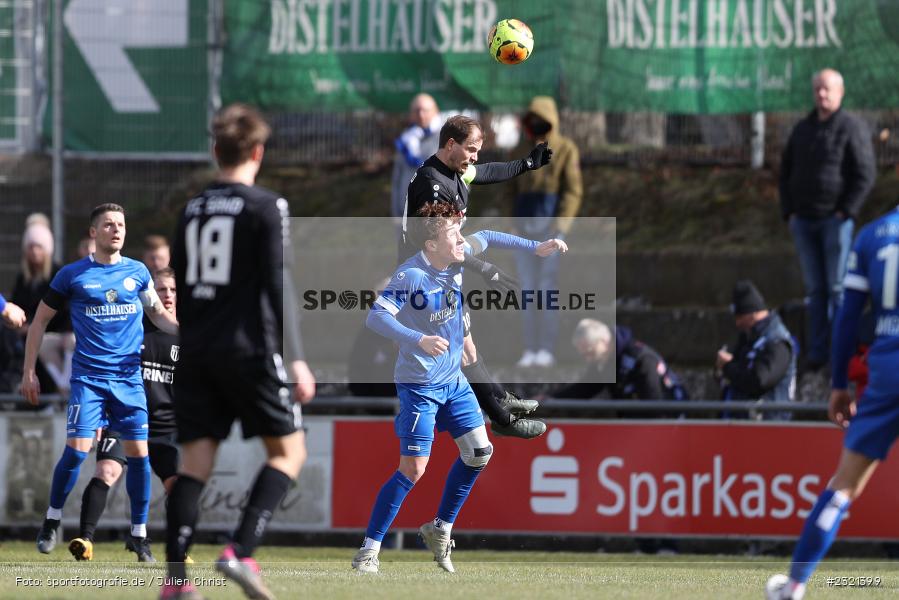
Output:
[
  {"xmin": 717, "ymin": 280, "xmax": 797, "ymax": 420},
  {"xmin": 779, "ymin": 68, "xmax": 876, "ymax": 370},
  {"xmin": 11, "ymin": 215, "xmax": 73, "ymax": 394},
  {"xmin": 551, "ymin": 319, "xmax": 687, "ymax": 402}
]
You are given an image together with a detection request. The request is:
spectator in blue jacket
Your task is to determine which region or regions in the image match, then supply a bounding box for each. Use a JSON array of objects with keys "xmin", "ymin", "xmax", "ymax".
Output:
[{"xmin": 391, "ymin": 94, "xmax": 442, "ymax": 229}]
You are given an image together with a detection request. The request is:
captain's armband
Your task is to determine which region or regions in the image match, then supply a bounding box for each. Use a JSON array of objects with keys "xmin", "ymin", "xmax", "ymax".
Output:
[{"xmin": 139, "ymin": 287, "xmax": 161, "ymax": 311}]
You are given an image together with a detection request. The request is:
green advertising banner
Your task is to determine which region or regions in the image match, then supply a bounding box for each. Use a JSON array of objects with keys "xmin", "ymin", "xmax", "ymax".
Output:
[
  {"xmin": 0, "ymin": 1, "xmax": 17, "ymax": 143},
  {"xmin": 36, "ymin": 0, "xmax": 899, "ymax": 153},
  {"xmin": 222, "ymin": 0, "xmax": 562, "ymax": 111},
  {"xmin": 222, "ymin": 0, "xmax": 899, "ymax": 113},
  {"xmin": 591, "ymin": 0, "xmax": 899, "ymax": 112},
  {"xmin": 45, "ymin": 0, "xmax": 209, "ymax": 155}
]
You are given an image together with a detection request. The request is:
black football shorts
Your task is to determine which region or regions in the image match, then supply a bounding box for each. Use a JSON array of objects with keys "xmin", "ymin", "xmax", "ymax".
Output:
[
  {"xmin": 147, "ymin": 433, "xmax": 179, "ymax": 482},
  {"xmin": 174, "ymin": 354, "xmax": 302, "ymax": 443}
]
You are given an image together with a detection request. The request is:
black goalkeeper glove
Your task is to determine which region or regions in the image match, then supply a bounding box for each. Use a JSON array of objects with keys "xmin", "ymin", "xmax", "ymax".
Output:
[
  {"xmin": 524, "ymin": 142, "xmax": 553, "ymax": 170},
  {"xmin": 464, "ymin": 254, "xmax": 520, "ymax": 295}
]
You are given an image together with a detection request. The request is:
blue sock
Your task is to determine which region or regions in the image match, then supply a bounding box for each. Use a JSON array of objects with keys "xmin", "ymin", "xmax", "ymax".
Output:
[
  {"xmin": 49, "ymin": 446, "xmax": 88, "ymax": 509},
  {"xmin": 125, "ymin": 456, "xmax": 151, "ymax": 529},
  {"xmin": 365, "ymin": 471, "xmax": 415, "ymax": 542},
  {"xmin": 436, "ymin": 458, "xmax": 482, "ymax": 524},
  {"xmin": 790, "ymin": 488, "xmax": 851, "ymax": 583}
]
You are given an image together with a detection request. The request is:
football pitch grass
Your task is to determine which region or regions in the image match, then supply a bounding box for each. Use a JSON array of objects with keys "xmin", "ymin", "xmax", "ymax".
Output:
[{"xmin": 1, "ymin": 542, "xmax": 897, "ymax": 599}]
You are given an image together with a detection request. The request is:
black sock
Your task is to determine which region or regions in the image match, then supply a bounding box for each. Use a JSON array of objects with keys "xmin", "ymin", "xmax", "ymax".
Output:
[
  {"xmin": 165, "ymin": 475, "xmax": 205, "ymax": 579},
  {"xmin": 462, "ymin": 359, "xmax": 512, "ymax": 426},
  {"xmin": 79, "ymin": 478, "xmax": 110, "ymax": 541},
  {"xmin": 232, "ymin": 466, "xmax": 292, "ymax": 559},
  {"xmin": 468, "ymin": 355, "xmax": 506, "ymax": 398}
]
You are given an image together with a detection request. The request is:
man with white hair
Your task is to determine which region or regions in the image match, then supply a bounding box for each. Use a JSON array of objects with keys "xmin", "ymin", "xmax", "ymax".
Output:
[
  {"xmin": 779, "ymin": 68, "xmax": 875, "ymax": 372},
  {"xmin": 549, "ymin": 319, "xmax": 686, "ymax": 402}
]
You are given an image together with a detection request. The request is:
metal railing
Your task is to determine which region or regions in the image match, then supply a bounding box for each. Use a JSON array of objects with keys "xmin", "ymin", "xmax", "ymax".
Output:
[
  {"xmin": 0, "ymin": 393, "xmax": 829, "ymax": 418},
  {"xmin": 259, "ymin": 109, "xmax": 899, "ymax": 168}
]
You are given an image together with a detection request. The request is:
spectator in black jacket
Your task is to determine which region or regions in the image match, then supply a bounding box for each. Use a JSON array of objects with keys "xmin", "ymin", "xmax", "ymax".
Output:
[
  {"xmin": 0, "ymin": 295, "xmax": 26, "ymax": 394},
  {"xmin": 717, "ymin": 280, "xmax": 797, "ymax": 421},
  {"xmin": 11, "ymin": 215, "xmax": 73, "ymax": 394},
  {"xmin": 550, "ymin": 319, "xmax": 687, "ymax": 402},
  {"xmin": 779, "ymin": 68, "xmax": 876, "ymax": 371}
]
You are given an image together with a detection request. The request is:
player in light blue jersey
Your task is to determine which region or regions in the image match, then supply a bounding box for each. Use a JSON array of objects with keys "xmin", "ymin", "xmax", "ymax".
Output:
[
  {"xmin": 352, "ymin": 201, "xmax": 567, "ymax": 574},
  {"xmin": 767, "ymin": 207, "xmax": 899, "ymax": 600},
  {"xmin": 22, "ymin": 204, "xmax": 178, "ymax": 560}
]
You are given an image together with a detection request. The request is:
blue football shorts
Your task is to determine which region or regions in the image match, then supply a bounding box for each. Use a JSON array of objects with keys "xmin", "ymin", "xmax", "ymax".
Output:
[
  {"xmin": 395, "ymin": 377, "xmax": 484, "ymax": 457},
  {"xmin": 844, "ymin": 387, "xmax": 899, "ymax": 461},
  {"xmin": 67, "ymin": 374, "xmax": 149, "ymax": 441}
]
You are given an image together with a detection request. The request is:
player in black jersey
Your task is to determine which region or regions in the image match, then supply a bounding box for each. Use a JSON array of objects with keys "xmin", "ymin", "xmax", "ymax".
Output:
[
  {"xmin": 401, "ymin": 115, "xmax": 553, "ymax": 439},
  {"xmin": 67, "ymin": 267, "xmax": 181, "ymax": 563},
  {"xmin": 162, "ymin": 104, "xmax": 315, "ymax": 600}
]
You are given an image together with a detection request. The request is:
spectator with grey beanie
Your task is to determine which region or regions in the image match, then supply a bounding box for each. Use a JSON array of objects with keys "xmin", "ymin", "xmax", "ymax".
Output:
[{"xmin": 717, "ymin": 280, "xmax": 797, "ymax": 420}]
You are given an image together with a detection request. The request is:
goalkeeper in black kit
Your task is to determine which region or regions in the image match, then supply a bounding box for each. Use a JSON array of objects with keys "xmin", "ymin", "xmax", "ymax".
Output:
[{"xmin": 399, "ymin": 114, "xmax": 554, "ymax": 438}]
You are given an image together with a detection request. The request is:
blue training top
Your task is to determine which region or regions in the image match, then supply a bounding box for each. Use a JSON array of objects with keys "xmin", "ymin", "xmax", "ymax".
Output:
[
  {"xmin": 49, "ymin": 255, "xmax": 152, "ymax": 379},
  {"xmin": 367, "ymin": 229, "xmax": 538, "ymax": 388},
  {"xmin": 834, "ymin": 208, "xmax": 899, "ymax": 391}
]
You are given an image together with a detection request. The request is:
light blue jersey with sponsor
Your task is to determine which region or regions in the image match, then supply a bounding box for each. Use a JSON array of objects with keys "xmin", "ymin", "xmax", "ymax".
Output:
[
  {"xmin": 50, "ymin": 255, "xmax": 152, "ymax": 379},
  {"xmin": 369, "ymin": 230, "xmax": 538, "ymax": 388},
  {"xmin": 843, "ymin": 209, "xmax": 899, "ymax": 392},
  {"xmin": 370, "ymin": 252, "xmax": 465, "ymax": 389}
]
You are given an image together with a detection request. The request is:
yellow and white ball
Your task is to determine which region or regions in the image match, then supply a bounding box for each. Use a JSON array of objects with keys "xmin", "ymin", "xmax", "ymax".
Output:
[{"xmin": 488, "ymin": 19, "xmax": 534, "ymax": 65}]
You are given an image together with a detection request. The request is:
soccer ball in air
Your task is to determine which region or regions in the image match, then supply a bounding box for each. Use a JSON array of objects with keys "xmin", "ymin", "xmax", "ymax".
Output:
[{"xmin": 488, "ymin": 19, "xmax": 534, "ymax": 65}]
